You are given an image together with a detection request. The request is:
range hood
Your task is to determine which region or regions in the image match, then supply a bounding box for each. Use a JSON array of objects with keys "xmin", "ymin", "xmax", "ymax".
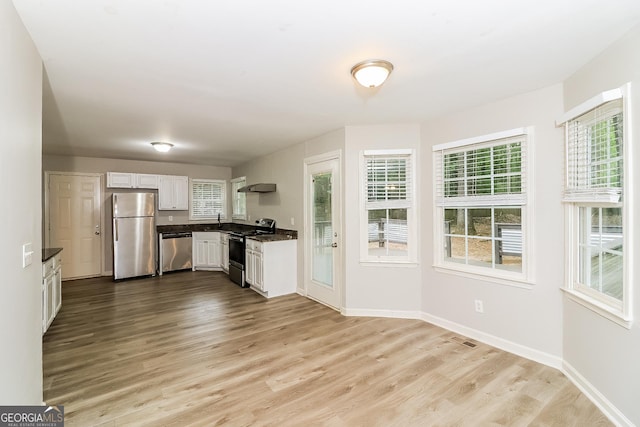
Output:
[{"xmin": 237, "ymin": 183, "xmax": 276, "ymax": 193}]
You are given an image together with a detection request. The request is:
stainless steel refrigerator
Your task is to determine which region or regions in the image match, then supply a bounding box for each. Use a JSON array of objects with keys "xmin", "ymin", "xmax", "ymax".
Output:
[{"xmin": 112, "ymin": 192, "xmax": 156, "ymax": 280}]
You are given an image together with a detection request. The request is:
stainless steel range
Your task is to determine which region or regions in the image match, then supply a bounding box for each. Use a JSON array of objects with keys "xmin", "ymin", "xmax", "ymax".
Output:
[{"xmin": 228, "ymin": 218, "xmax": 276, "ymax": 287}]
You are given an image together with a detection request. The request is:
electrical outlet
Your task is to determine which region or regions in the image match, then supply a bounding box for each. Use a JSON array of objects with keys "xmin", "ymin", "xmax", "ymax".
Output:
[
  {"xmin": 290, "ymin": 217, "xmax": 295, "ymax": 226},
  {"xmin": 474, "ymin": 299, "xmax": 484, "ymax": 313},
  {"xmin": 168, "ymin": 215, "xmax": 173, "ymax": 222}
]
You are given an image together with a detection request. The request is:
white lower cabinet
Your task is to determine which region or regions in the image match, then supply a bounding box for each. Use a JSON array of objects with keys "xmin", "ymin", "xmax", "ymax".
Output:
[
  {"xmin": 221, "ymin": 233, "xmax": 229, "ymax": 273},
  {"xmin": 192, "ymin": 232, "xmax": 221, "ymax": 270},
  {"xmin": 42, "ymin": 252, "xmax": 62, "ymax": 334},
  {"xmin": 245, "ymin": 238, "xmax": 296, "ymax": 298}
]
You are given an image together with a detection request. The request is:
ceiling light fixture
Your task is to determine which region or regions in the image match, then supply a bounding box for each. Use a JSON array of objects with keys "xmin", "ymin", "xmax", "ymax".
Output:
[
  {"xmin": 350, "ymin": 59, "xmax": 394, "ymax": 88},
  {"xmin": 151, "ymin": 142, "xmax": 173, "ymax": 153}
]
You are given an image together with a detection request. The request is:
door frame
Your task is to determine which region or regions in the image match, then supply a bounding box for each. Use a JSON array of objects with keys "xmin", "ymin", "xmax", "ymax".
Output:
[
  {"xmin": 44, "ymin": 171, "xmax": 105, "ymax": 277},
  {"xmin": 303, "ymin": 150, "xmax": 343, "ymax": 311}
]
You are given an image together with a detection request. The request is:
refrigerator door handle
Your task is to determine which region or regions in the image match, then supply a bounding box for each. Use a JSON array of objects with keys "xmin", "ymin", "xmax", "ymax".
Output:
[{"xmin": 114, "ymin": 220, "xmax": 119, "ymax": 241}]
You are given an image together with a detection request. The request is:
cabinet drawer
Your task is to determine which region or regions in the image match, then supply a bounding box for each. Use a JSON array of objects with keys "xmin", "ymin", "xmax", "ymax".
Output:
[
  {"xmin": 246, "ymin": 239, "xmax": 262, "ymax": 252},
  {"xmin": 42, "ymin": 258, "xmax": 54, "ymax": 278},
  {"xmin": 43, "ymin": 254, "xmax": 62, "ymax": 278}
]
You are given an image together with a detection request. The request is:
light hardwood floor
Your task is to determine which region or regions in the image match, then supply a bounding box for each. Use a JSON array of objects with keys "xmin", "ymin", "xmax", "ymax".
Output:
[{"xmin": 43, "ymin": 271, "xmax": 611, "ymax": 426}]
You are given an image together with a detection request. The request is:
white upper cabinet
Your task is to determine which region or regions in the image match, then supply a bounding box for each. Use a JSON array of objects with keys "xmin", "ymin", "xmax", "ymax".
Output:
[
  {"xmin": 107, "ymin": 172, "xmax": 135, "ymax": 188},
  {"xmin": 158, "ymin": 175, "xmax": 188, "ymax": 210},
  {"xmin": 135, "ymin": 173, "xmax": 160, "ymax": 189},
  {"xmin": 107, "ymin": 172, "xmax": 159, "ymax": 189}
]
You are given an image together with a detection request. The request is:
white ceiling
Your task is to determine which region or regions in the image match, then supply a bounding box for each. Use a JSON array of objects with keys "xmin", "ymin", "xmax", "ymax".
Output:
[{"xmin": 13, "ymin": 0, "xmax": 640, "ymax": 167}]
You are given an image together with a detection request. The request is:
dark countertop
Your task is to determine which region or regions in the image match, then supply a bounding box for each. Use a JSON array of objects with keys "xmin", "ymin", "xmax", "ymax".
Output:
[
  {"xmin": 156, "ymin": 222, "xmax": 297, "ymax": 239},
  {"xmin": 42, "ymin": 248, "xmax": 63, "ymax": 262},
  {"xmin": 247, "ymin": 234, "xmax": 296, "ymax": 242}
]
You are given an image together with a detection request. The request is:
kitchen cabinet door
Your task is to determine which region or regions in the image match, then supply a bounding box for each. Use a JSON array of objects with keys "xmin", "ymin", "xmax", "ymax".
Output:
[
  {"xmin": 192, "ymin": 232, "xmax": 221, "ymax": 270},
  {"xmin": 135, "ymin": 173, "xmax": 159, "ymax": 189},
  {"xmin": 158, "ymin": 175, "xmax": 189, "ymax": 210},
  {"xmin": 221, "ymin": 234, "xmax": 229, "ymax": 273},
  {"xmin": 248, "ymin": 239, "xmax": 296, "ymax": 298},
  {"xmin": 107, "ymin": 172, "xmax": 135, "ymax": 188}
]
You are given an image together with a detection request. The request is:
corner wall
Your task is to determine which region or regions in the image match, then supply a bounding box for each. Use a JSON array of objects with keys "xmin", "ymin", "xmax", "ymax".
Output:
[{"xmin": 0, "ymin": 0, "xmax": 44, "ymax": 404}]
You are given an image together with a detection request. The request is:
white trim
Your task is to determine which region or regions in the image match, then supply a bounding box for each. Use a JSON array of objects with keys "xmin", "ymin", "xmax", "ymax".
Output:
[
  {"xmin": 562, "ymin": 289, "xmax": 632, "ymax": 329},
  {"xmin": 562, "ymin": 83, "xmax": 633, "ymax": 322},
  {"xmin": 359, "ymin": 149, "xmax": 418, "ymax": 264},
  {"xmin": 432, "ymin": 127, "xmax": 528, "ymax": 152},
  {"xmin": 230, "ymin": 176, "xmax": 247, "ymax": 220},
  {"xmin": 335, "ymin": 304, "xmax": 631, "ymax": 426},
  {"xmin": 343, "ymin": 308, "xmax": 561, "ymax": 369},
  {"xmin": 562, "ymin": 361, "xmax": 634, "ymax": 427},
  {"xmin": 189, "ymin": 178, "xmax": 227, "ymax": 220},
  {"xmin": 432, "ymin": 127, "xmax": 534, "ymax": 285},
  {"xmin": 303, "ymin": 150, "xmax": 344, "ymax": 311},
  {"xmin": 363, "ymin": 148, "xmax": 413, "ymax": 156},
  {"xmin": 420, "ymin": 312, "xmax": 562, "ymax": 369},
  {"xmin": 433, "ymin": 265, "xmax": 535, "ymax": 289},
  {"xmin": 556, "ymin": 88, "xmax": 623, "ymax": 125},
  {"xmin": 343, "ymin": 308, "xmax": 422, "ymax": 320}
]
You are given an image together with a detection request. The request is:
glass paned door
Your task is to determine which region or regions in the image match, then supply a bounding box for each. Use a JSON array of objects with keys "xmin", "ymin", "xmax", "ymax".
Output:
[
  {"xmin": 312, "ymin": 172, "xmax": 333, "ymax": 287},
  {"xmin": 305, "ymin": 155, "xmax": 341, "ymax": 309}
]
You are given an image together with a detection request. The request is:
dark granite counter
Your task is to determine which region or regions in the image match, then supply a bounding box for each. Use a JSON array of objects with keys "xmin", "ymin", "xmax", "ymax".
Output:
[
  {"xmin": 156, "ymin": 223, "xmax": 297, "ymax": 238},
  {"xmin": 247, "ymin": 233, "xmax": 296, "ymax": 242},
  {"xmin": 42, "ymin": 247, "xmax": 63, "ymax": 262}
]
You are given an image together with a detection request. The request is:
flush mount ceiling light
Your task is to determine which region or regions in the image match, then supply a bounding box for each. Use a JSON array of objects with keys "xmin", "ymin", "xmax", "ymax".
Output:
[
  {"xmin": 350, "ymin": 59, "xmax": 394, "ymax": 88},
  {"xmin": 151, "ymin": 142, "xmax": 173, "ymax": 153}
]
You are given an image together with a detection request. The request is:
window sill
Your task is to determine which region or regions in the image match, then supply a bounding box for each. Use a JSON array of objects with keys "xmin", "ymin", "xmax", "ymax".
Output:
[
  {"xmin": 433, "ymin": 264, "xmax": 534, "ymax": 290},
  {"xmin": 562, "ymin": 288, "xmax": 632, "ymax": 329},
  {"xmin": 360, "ymin": 260, "xmax": 418, "ymax": 268}
]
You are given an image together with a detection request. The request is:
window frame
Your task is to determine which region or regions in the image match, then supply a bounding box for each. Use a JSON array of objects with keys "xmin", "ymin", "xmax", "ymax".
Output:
[
  {"xmin": 189, "ymin": 178, "xmax": 227, "ymax": 220},
  {"xmin": 432, "ymin": 127, "xmax": 534, "ymax": 287},
  {"xmin": 230, "ymin": 176, "xmax": 247, "ymax": 220},
  {"xmin": 359, "ymin": 149, "xmax": 417, "ymax": 265},
  {"xmin": 558, "ymin": 84, "xmax": 633, "ymax": 328}
]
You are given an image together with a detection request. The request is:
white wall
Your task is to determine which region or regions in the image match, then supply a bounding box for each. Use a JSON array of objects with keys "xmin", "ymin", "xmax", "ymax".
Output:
[
  {"xmin": 562, "ymin": 25, "xmax": 640, "ymax": 426},
  {"xmin": 420, "ymin": 85, "xmax": 566, "ymax": 366},
  {"xmin": 0, "ymin": 0, "xmax": 43, "ymax": 404},
  {"xmin": 43, "ymin": 155, "xmax": 231, "ymax": 272},
  {"xmin": 343, "ymin": 124, "xmax": 422, "ymax": 314}
]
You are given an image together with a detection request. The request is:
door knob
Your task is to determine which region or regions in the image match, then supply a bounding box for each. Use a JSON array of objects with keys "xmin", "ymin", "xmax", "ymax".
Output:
[
  {"xmin": 331, "ymin": 243, "xmax": 337, "ymax": 248},
  {"xmin": 95, "ymin": 231, "xmax": 100, "ymax": 235}
]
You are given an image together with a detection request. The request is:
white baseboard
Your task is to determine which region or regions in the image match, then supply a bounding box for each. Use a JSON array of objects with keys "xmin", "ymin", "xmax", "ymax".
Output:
[
  {"xmin": 562, "ymin": 361, "xmax": 633, "ymax": 427},
  {"xmin": 342, "ymin": 308, "xmax": 561, "ymax": 369},
  {"xmin": 341, "ymin": 307, "xmax": 630, "ymax": 426},
  {"xmin": 342, "ymin": 308, "xmax": 422, "ymax": 320},
  {"xmin": 420, "ymin": 312, "xmax": 563, "ymax": 370}
]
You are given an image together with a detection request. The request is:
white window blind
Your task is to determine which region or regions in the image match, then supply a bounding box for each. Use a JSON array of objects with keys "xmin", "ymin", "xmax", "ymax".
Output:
[
  {"xmin": 190, "ymin": 179, "xmax": 226, "ymax": 219},
  {"xmin": 365, "ymin": 155, "xmax": 412, "ymax": 209},
  {"xmin": 563, "ymin": 99, "xmax": 623, "ymax": 203},
  {"xmin": 434, "ymin": 135, "xmax": 526, "ymax": 207}
]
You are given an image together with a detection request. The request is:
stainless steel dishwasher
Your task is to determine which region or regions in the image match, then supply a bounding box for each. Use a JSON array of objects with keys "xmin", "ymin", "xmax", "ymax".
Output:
[{"xmin": 160, "ymin": 232, "xmax": 192, "ymax": 274}]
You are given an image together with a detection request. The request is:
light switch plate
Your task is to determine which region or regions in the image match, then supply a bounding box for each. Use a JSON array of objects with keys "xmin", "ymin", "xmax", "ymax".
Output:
[{"xmin": 23, "ymin": 243, "xmax": 33, "ymax": 268}]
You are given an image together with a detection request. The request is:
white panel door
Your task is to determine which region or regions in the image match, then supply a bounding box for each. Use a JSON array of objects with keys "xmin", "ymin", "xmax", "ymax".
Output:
[
  {"xmin": 305, "ymin": 155, "xmax": 342, "ymax": 309},
  {"xmin": 48, "ymin": 173, "xmax": 102, "ymax": 279}
]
